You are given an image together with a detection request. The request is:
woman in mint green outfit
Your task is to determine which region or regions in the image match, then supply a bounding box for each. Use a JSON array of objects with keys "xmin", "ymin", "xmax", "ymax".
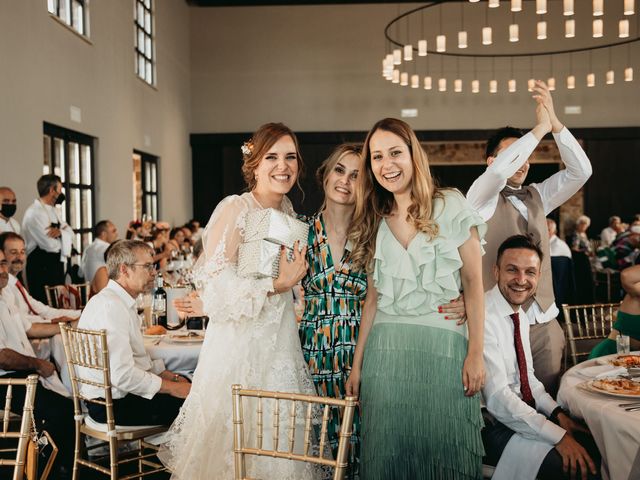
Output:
[{"xmin": 346, "ymin": 118, "xmax": 486, "ymax": 479}]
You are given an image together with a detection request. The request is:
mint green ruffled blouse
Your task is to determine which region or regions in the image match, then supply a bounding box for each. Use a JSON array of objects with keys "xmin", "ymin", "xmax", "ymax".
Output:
[{"xmin": 373, "ymin": 189, "xmax": 487, "ymax": 326}]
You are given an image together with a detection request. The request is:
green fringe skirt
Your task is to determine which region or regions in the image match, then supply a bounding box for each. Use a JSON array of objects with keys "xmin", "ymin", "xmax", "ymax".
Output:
[{"xmin": 360, "ymin": 322, "xmax": 484, "ymax": 480}]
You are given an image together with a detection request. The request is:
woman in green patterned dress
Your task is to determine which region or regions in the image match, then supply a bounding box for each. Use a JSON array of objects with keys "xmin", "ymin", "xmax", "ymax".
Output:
[
  {"xmin": 300, "ymin": 144, "xmax": 367, "ymax": 478},
  {"xmin": 345, "ymin": 118, "xmax": 486, "ymax": 479}
]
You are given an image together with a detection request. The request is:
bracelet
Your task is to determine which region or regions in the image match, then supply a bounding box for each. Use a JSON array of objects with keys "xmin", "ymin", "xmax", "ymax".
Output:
[{"xmin": 549, "ymin": 406, "xmax": 565, "ymax": 423}]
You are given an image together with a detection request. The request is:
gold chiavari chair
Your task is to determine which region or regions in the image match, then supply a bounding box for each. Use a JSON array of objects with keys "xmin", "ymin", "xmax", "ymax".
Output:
[
  {"xmin": 562, "ymin": 303, "xmax": 620, "ymax": 366},
  {"xmin": 0, "ymin": 375, "xmax": 38, "ymax": 480},
  {"xmin": 232, "ymin": 384, "xmax": 357, "ymax": 480},
  {"xmin": 45, "ymin": 283, "xmax": 91, "ymax": 310},
  {"xmin": 59, "ymin": 323, "xmax": 167, "ymax": 480}
]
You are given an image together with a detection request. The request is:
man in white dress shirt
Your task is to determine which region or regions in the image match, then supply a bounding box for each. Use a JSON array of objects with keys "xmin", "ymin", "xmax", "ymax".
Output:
[
  {"xmin": 78, "ymin": 240, "xmax": 190, "ymax": 426},
  {"xmin": 0, "ymin": 248, "xmax": 74, "ymax": 476},
  {"xmin": 0, "ymin": 187, "xmax": 21, "ymax": 234},
  {"xmin": 600, "ymin": 216, "xmax": 622, "ymax": 247},
  {"xmin": 482, "ymin": 235, "xmax": 599, "ymax": 480},
  {"xmin": 80, "ymin": 220, "xmax": 118, "ymax": 284},
  {"xmin": 0, "ymin": 232, "xmax": 80, "ymax": 324},
  {"xmin": 547, "ymin": 219, "xmax": 572, "ymax": 259},
  {"xmin": 467, "ymin": 81, "xmax": 592, "ymax": 396},
  {"xmin": 22, "ymin": 174, "xmax": 74, "ymax": 303},
  {"xmin": 1, "ymin": 232, "xmax": 79, "ymax": 387}
]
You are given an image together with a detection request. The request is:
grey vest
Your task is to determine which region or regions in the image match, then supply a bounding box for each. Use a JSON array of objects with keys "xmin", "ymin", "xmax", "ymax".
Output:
[{"xmin": 483, "ymin": 186, "xmax": 555, "ymax": 312}]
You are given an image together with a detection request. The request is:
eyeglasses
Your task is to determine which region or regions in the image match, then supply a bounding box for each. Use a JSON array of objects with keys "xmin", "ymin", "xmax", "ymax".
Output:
[{"xmin": 128, "ymin": 263, "xmax": 156, "ymax": 272}]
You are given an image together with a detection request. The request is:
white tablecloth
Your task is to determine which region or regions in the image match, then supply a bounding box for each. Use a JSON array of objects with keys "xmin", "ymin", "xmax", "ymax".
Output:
[
  {"xmin": 557, "ymin": 354, "xmax": 640, "ymax": 480},
  {"xmin": 144, "ymin": 334, "xmax": 202, "ymax": 376}
]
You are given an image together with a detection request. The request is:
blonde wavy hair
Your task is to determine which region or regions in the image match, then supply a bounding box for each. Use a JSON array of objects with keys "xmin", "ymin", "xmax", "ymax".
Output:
[
  {"xmin": 316, "ymin": 144, "xmax": 362, "ymax": 211},
  {"xmin": 241, "ymin": 123, "xmax": 304, "ymax": 192},
  {"xmin": 348, "ymin": 118, "xmax": 442, "ymax": 271}
]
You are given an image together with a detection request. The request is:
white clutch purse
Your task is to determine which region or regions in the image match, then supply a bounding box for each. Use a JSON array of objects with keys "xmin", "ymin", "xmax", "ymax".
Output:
[{"xmin": 238, "ymin": 208, "xmax": 309, "ymax": 278}]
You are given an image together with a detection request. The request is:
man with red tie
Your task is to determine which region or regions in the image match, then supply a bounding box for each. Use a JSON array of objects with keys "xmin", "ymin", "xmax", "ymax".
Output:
[
  {"xmin": 481, "ymin": 235, "xmax": 599, "ymax": 480},
  {"xmin": 0, "ymin": 232, "xmax": 79, "ymax": 324}
]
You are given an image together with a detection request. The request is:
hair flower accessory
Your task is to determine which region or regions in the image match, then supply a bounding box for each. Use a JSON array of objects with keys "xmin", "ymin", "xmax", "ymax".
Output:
[{"xmin": 241, "ymin": 140, "xmax": 254, "ymax": 157}]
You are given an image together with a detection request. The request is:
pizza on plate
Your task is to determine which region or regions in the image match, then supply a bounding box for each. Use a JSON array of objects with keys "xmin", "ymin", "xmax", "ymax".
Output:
[
  {"xmin": 610, "ymin": 355, "xmax": 640, "ymax": 368},
  {"xmin": 592, "ymin": 378, "xmax": 640, "ymax": 396}
]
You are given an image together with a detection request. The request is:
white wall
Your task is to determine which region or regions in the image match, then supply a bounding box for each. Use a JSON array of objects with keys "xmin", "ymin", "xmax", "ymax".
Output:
[
  {"xmin": 189, "ymin": 3, "xmax": 640, "ymax": 133},
  {"xmin": 0, "ymin": 0, "xmax": 192, "ymax": 234}
]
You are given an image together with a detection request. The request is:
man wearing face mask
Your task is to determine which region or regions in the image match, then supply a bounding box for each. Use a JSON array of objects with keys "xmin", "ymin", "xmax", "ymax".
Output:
[
  {"xmin": 467, "ymin": 81, "xmax": 592, "ymax": 397},
  {"xmin": 0, "ymin": 187, "xmax": 21, "ymax": 234},
  {"xmin": 21, "ymin": 175, "xmax": 74, "ymax": 303}
]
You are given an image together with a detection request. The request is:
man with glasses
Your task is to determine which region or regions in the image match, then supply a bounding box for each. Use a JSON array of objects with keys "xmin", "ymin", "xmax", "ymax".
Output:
[{"xmin": 78, "ymin": 240, "xmax": 190, "ymax": 426}]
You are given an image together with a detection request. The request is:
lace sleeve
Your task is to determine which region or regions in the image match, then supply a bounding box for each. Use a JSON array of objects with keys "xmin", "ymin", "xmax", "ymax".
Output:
[{"xmin": 195, "ymin": 195, "xmax": 275, "ymax": 324}]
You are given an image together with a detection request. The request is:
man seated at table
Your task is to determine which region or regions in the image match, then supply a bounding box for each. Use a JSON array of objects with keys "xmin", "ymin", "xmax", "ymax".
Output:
[
  {"xmin": 482, "ymin": 235, "xmax": 600, "ymax": 480},
  {"xmin": 0, "ymin": 249, "xmax": 74, "ymax": 478},
  {"xmin": 590, "ymin": 264, "xmax": 640, "ymax": 358},
  {"xmin": 0, "ymin": 232, "xmax": 80, "ymax": 324},
  {"xmin": 78, "ymin": 239, "xmax": 190, "ymax": 426},
  {"xmin": 1, "ymin": 232, "xmax": 79, "ymax": 380}
]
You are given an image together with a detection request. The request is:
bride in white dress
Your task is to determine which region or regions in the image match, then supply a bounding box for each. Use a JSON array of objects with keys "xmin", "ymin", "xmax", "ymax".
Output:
[{"xmin": 160, "ymin": 123, "xmax": 320, "ymax": 479}]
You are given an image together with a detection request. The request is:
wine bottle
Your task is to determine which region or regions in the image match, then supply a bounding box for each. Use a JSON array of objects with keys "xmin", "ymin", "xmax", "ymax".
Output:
[{"xmin": 152, "ymin": 273, "xmax": 168, "ymax": 328}]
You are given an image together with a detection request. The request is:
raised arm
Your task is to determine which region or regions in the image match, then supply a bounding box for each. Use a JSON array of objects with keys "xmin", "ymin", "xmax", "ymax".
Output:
[
  {"xmin": 530, "ymin": 81, "xmax": 593, "ymax": 214},
  {"xmin": 466, "ymin": 102, "xmax": 551, "ymax": 219}
]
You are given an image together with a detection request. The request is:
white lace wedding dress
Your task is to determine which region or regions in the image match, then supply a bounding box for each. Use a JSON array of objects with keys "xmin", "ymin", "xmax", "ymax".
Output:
[{"xmin": 160, "ymin": 193, "xmax": 320, "ymax": 480}]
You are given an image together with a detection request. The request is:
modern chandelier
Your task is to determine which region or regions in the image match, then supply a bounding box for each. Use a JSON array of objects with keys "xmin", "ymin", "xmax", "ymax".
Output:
[{"xmin": 382, "ymin": 0, "xmax": 639, "ymax": 94}]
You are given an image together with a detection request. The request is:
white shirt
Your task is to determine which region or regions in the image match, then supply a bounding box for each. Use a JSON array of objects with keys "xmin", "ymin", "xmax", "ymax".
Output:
[
  {"xmin": 80, "ymin": 238, "xmax": 109, "ymax": 283},
  {"xmin": 0, "ymin": 294, "xmax": 68, "ymax": 395},
  {"xmin": 482, "ymin": 285, "xmax": 566, "ymax": 445},
  {"xmin": 77, "ymin": 280, "xmax": 163, "ymax": 400},
  {"xmin": 21, "ymin": 199, "xmax": 73, "ymax": 258},
  {"xmin": 0, "ymin": 216, "xmax": 21, "ymax": 234},
  {"xmin": 467, "ymin": 128, "xmax": 592, "ymax": 325},
  {"xmin": 0, "ymin": 296, "xmax": 37, "ymax": 376},
  {"xmin": 600, "ymin": 227, "xmax": 617, "ymax": 247},
  {"xmin": 5, "ymin": 274, "xmax": 80, "ymax": 325},
  {"xmin": 549, "ymin": 235, "xmax": 572, "ymax": 259}
]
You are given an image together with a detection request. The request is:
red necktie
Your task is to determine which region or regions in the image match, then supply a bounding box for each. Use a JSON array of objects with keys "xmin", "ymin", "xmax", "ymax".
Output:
[
  {"xmin": 510, "ymin": 312, "xmax": 535, "ymax": 408},
  {"xmin": 15, "ymin": 280, "xmax": 37, "ymax": 315}
]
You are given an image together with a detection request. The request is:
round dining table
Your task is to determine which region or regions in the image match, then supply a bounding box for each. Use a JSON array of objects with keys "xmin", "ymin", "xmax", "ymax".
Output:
[
  {"xmin": 557, "ymin": 353, "xmax": 640, "ymax": 480},
  {"xmin": 144, "ymin": 331, "xmax": 202, "ymax": 377}
]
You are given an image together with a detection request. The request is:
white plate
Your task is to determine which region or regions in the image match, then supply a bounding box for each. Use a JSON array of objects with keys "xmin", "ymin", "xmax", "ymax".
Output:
[
  {"xmin": 143, "ymin": 333, "xmax": 165, "ymax": 339},
  {"xmin": 166, "ymin": 333, "xmax": 204, "ymax": 344},
  {"xmin": 596, "ymin": 352, "xmax": 640, "ymax": 367},
  {"xmin": 581, "ymin": 380, "xmax": 640, "ymax": 399}
]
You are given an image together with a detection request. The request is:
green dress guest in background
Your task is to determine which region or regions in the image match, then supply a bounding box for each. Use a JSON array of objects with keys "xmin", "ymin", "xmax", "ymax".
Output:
[{"xmin": 589, "ymin": 264, "xmax": 640, "ymax": 359}]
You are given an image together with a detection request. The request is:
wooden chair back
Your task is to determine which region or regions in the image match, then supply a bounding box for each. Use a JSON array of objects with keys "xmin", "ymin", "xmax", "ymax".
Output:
[
  {"xmin": 45, "ymin": 283, "xmax": 90, "ymax": 309},
  {"xmin": 0, "ymin": 375, "xmax": 38, "ymax": 480},
  {"xmin": 232, "ymin": 385, "xmax": 357, "ymax": 480},
  {"xmin": 562, "ymin": 303, "xmax": 620, "ymax": 366}
]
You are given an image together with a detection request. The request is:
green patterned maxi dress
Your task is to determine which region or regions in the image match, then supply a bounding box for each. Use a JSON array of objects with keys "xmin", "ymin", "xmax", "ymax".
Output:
[
  {"xmin": 300, "ymin": 212, "xmax": 367, "ymax": 478},
  {"xmin": 360, "ymin": 190, "xmax": 486, "ymax": 480}
]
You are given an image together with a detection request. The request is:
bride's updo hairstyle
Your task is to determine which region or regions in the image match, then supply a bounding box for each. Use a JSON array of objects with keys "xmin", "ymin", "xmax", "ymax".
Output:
[{"xmin": 241, "ymin": 123, "xmax": 304, "ymax": 191}]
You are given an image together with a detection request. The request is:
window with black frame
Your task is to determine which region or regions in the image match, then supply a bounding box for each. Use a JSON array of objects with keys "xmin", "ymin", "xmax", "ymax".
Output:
[
  {"xmin": 134, "ymin": 0, "xmax": 155, "ymax": 85},
  {"xmin": 134, "ymin": 151, "xmax": 159, "ymax": 221},
  {"xmin": 43, "ymin": 123, "xmax": 96, "ymax": 256},
  {"xmin": 47, "ymin": 0, "xmax": 89, "ymax": 37}
]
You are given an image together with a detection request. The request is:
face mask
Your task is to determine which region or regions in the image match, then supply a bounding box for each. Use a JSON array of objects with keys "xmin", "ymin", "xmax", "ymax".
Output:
[
  {"xmin": 55, "ymin": 192, "xmax": 66, "ymax": 205},
  {"xmin": 0, "ymin": 204, "xmax": 16, "ymax": 218}
]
